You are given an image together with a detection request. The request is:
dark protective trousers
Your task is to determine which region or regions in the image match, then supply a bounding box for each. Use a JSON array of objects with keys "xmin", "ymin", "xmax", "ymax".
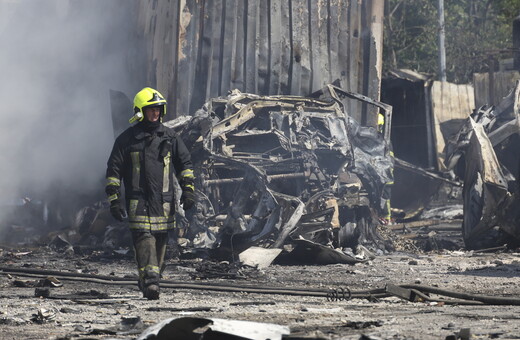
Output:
[{"xmin": 132, "ymin": 231, "xmax": 168, "ymax": 289}]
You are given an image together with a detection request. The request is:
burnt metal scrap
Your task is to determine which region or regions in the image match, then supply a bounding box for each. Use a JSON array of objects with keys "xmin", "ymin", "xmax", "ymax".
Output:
[
  {"xmin": 445, "ymin": 80, "xmax": 520, "ymax": 249},
  {"xmin": 166, "ymin": 84, "xmax": 394, "ymax": 262}
]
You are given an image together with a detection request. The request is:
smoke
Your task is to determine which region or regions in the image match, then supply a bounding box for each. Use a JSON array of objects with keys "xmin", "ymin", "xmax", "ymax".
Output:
[{"xmin": 0, "ymin": 0, "xmax": 143, "ymax": 232}]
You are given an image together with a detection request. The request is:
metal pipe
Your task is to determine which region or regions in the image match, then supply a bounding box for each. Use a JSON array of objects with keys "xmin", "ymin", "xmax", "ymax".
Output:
[{"xmin": 204, "ymin": 172, "xmax": 306, "ymax": 185}]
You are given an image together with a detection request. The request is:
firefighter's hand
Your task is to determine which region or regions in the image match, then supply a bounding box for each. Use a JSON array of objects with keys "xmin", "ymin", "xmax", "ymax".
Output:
[
  {"xmin": 110, "ymin": 200, "xmax": 126, "ymax": 221},
  {"xmin": 180, "ymin": 190, "xmax": 196, "ymax": 210}
]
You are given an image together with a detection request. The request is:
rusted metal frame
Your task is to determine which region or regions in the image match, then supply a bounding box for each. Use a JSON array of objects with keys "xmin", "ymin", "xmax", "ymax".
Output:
[
  {"xmin": 225, "ymin": 91, "xmax": 333, "ymax": 107},
  {"xmin": 211, "ymin": 101, "xmax": 258, "ymax": 137},
  {"xmin": 211, "ymin": 98, "xmax": 335, "ymax": 138}
]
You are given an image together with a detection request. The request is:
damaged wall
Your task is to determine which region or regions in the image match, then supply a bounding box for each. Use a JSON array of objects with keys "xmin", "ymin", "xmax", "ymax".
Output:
[
  {"xmin": 474, "ymin": 71, "xmax": 520, "ymax": 108},
  {"xmin": 381, "ymin": 70, "xmax": 474, "ymax": 171},
  {"xmin": 431, "ymin": 81, "xmax": 475, "ymax": 171},
  {"xmin": 136, "ymin": 0, "xmax": 384, "ymax": 125}
]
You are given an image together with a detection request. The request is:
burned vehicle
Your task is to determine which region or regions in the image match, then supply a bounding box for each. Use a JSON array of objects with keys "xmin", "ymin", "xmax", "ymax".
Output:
[
  {"xmin": 445, "ymin": 81, "xmax": 520, "ymax": 249},
  {"xmin": 166, "ymin": 85, "xmax": 394, "ymax": 263}
]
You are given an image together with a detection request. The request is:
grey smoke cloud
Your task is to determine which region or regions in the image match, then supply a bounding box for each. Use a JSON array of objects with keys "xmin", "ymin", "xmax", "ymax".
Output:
[{"xmin": 0, "ymin": 0, "xmax": 142, "ymax": 229}]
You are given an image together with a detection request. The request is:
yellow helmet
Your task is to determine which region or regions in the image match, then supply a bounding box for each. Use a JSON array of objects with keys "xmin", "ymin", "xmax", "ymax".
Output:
[
  {"xmin": 130, "ymin": 87, "xmax": 167, "ymax": 123},
  {"xmin": 378, "ymin": 113, "xmax": 385, "ymax": 126}
]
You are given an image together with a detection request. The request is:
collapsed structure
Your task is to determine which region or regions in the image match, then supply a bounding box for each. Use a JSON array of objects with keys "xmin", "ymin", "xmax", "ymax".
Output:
[
  {"xmin": 163, "ymin": 84, "xmax": 394, "ymax": 263},
  {"xmin": 445, "ymin": 81, "xmax": 520, "ymax": 249}
]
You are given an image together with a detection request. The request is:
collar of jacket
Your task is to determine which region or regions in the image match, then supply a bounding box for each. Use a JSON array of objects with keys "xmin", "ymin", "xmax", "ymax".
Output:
[{"xmin": 132, "ymin": 123, "xmax": 166, "ymax": 140}]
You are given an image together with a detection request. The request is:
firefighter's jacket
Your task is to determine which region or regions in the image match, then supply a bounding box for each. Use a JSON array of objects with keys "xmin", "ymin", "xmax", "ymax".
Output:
[{"xmin": 106, "ymin": 123, "xmax": 193, "ymax": 232}]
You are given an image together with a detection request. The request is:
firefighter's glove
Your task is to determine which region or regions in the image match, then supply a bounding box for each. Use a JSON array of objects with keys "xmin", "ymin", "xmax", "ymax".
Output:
[
  {"xmin": 110, "ymin": 200, "xmax": 127, "ymax": 221},
  {"xmin": 180, "ymin": 190, "xmax": 196, "ymax": 211}
]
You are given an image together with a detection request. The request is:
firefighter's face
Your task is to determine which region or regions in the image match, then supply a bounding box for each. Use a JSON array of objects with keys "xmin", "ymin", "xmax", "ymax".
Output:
[{"xmin": 144, "ymin": 106, "xmax": 161, "ymax": 122}]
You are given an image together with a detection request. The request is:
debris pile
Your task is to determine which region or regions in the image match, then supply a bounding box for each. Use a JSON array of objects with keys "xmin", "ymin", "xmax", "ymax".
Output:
[
  {"xmin": 166, "ymin": 85, "xmax": 394, "ymax": 263},
  {"xmin": 445, "ymin": 80, "xmax": 520, "ymax": 249}
]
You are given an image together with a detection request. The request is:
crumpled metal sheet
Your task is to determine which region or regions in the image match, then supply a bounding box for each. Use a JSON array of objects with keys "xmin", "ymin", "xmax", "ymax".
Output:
[
  {"xmin": 166, "ymin": 84, "xmax": 394, "ymax": 258},
  {"xmin": 445, "ymin": 81, "xmax": 520, "ymax": 249},
  {"xmin": 137, "ymin": 316, "xmax": 290, "ymax": 340}
]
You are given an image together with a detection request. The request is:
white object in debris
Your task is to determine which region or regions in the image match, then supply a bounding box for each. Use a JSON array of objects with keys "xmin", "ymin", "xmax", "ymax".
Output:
[
  {"xmin": 239, "ymin": 246, "xmax": 282, "ymax": 269},
  {"xmin": 137, "ymin": 316, "xmax": 290, "ymax": 340}
]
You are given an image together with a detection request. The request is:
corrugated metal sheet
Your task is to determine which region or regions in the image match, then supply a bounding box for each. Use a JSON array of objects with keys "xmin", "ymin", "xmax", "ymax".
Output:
[
  {"xmin": 430, "ymin": 81, "xmax": 474, "ymax": 170},
  {"xmin": 136, "ymin": 0, "xmax": 384, "ymax": 124},
  {"xmin": 473, "ymin": 71, "xmax": 520, "ymax": 108}
]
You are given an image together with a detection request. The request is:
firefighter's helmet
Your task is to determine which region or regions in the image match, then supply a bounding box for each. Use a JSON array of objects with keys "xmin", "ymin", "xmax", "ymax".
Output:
[{"xmin": 130, "ymin": 87, "xmax": 167, "ymax": 123}]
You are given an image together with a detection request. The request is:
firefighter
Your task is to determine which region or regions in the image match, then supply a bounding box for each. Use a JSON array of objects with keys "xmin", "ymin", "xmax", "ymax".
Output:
[{"xmin": 105, "ymin": 87, "xmax": 195, "ymax": 300}]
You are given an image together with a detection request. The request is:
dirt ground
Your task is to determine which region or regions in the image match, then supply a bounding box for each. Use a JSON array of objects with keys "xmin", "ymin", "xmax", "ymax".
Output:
[{"xmin": 1, "ymin": 223, "xmax": 520, "ymax": 340}]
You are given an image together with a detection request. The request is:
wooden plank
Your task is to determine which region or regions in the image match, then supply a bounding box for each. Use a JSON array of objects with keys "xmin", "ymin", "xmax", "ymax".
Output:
[
  {"xmin": 308, "ymin": 0, "xmax": 322, "ymax": 92},
  {"xmin": 220, "ymin": 0, "xmax": 237, "ymax": 95},
  {"xmin": 245, "ymin": 0, "xmax": 258, "ymax": 93},
  {"xmin": 190, "ymin": 0, "xmax": 213, "ymax": 113},
  {"xmin": 365, "ymin": 0, "xmax": 384, "ymax": 124},
  {"xmin": 289, "ymin": 0, "xmax": 302, "ymax": 95},
  {"xmin": 168, "ymin": 1, "xmax": 181, "ymax": 117},
  {"xmin": 337, "ymin": 0, "xmax": 350, "ymax": 90},
  {"xmin": 317, "ymin": 0, "xmax": 330, "ymax": 88},
  {"xmin": 473, "ymin": 73, "xmax": 488, "ymax": 108},
  {"xmin": 209, "ymin": 0, "xmax": 224, "ymax": 98},
  {"xmin": 279, "ymin": 0, "xmax": 292, "ymax": 94},
  {"xmin": 348, "ymin": 0, "xmax": 362, "ymax": 121},
  {"xmin": 257, "ymin": 0, "xmax": 269, "ymax": 94},
  {"xmin": 430, "ymin": 81, "xmax": 445, "ymax": 170},
  {"xmin": 328, "ymin": 0, "xmax": 341, "ymax": 88},
  {"xmin": 287, "ymin": 0, "xmax": 311, "ymax": 96},
  {"xmin": 176, "ymin": 0, "xmax": 200, "ymax": 115},
  {"xmin": 359, "ymin": 0, "xmax": 369, "ymax": 124},
  {"xmin": 450, "ymin": 82, "xmax": 459, "ymax": 120},
  {"xmin": 298, "ymin": 0, "xmax": 311, "ymax": 96},
  {"xmin": 268, "ymin": 0, "xmax": 282, "ymax": 94},
  {"xmin": 231, "ymin": 0, "xmax": 245, "ymax": 90}
]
